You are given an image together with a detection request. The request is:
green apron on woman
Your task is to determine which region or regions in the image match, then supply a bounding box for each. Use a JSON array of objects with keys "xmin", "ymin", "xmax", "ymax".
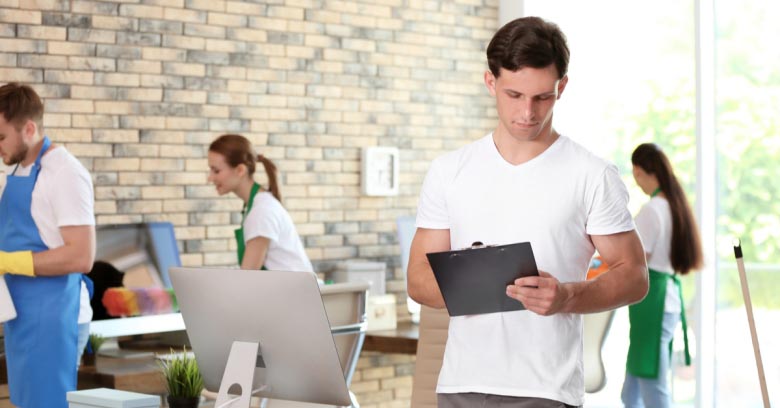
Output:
[
  {"xmin": 626, "ymin": 268, "xmax": 691, "ymax": 378},
  {"xmin": 234, "ymin": 182, "xmax": 261, "ymax": 265}
]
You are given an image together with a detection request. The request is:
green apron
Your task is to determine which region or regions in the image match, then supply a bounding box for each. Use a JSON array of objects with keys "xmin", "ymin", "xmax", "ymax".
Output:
[
  {"xmin": 626, "ymin": 268, "xmax": 691, "ymax": 378},
  {"xmin": 234, "ymin": 182, "xmax": 261, "ymax": 265}
]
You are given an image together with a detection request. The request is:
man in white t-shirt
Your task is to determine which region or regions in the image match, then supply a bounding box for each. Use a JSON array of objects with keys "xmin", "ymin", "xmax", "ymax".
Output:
[
  {"xmin": 407, "ymin": 17, "xmax": 649, "ymax": 408},
  {"xmin": 0, "ymin": 83, "xmax": 96, "ymax": 408}
]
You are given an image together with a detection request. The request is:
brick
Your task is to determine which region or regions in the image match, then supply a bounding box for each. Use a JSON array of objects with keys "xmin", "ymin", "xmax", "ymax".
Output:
[
  {"xmin": 185, "ymin": 0, "xmax": 224, "ymax": 12},
  {"xmin": 92, "ymin": 129, "xmax": 139, "ymax": 145},
  {"xmin": 0, "ymin": 38, "xmax": 46, "ymax": 53},
  {"xmin": 96, "ymin": 44, "xmax": 142, "ymax": 59},
  {"xmin": 68, "ymin": 56, "xmax": 116, "ymax": 71},
  {"xmin": 91, "ymin": 15, "xmax": 137, "ymax": 31},
  {"xmin": 71, "ymin": 85, "xmax": 117, "ymax": 100},
  {"xmin": 117, "ymin": 32, "xmax": 162, "ymax": 47},
  {"xmin": 46, "ymin": 128, "xmax": 91, "ymax": 142},
  {"xmin": 117, "ymin": 88, "xmax": 163, "ymax": 102},
  {"xmin": 119, "ymin": 4, "xmax": 164, "ymax": 19},
  {"xmin": 117, "ymin": 59, "xmax": 162, "ymax": 74},
  {"xmin": 140, "ymin": 74, "xmax": 184, "ymax": 88},
  {"xmin": 184, "ymin": 23, "xmax": 225, "ymax": 39},
  {"xmin": 162, "ymin": 62, "xmax": 205, "ymax": 77},
  {"xmin": 71, "ymin": 1, "xmax": 119, "ymax": 15},
  {"xmin": 95, "ymin": 73, "xmax": 140, "ymax": 87},
  {"xmin": 68, "ymin": 28, "xmax": 115, "ymax": 44},
  {"xmin": 266, "ymin": 5, "xmax": 304, "ymax": 20},
  {"xmin": 139, "ymin": 19, "xmax": 183, "ymax": 34},
  {"xmin": 18, "ymin": 54, "xmax": 67, "ymax": 70},
  {"xmin": 94, "ymin": 158, "xmax": 140, "ymax": 171},
  {"xmin": 119, "ymin": 116, "xmax": 166, "ymax": 129},
  {"xmin": 205, "ymin": 38, "xmax": 246, "ymax": 53},
  {"xmin": 140, "ymin": 186, "xmax": 184, "ymax": 199},
  {"xmin": 43, "ymin": 113, "xmax": 71, "ymax": 128},
  {"xmin": 164, "ymin": 89, "xmax": 207, "ymax": 104},
  {"xmin": 72, "ymin": 114, "xmax": 118, "ymax": 128},
  {"xmin": 117, "ymin": 200, "xmax": 162, "ymax": 214},
  {"xmin": 20, "ymin": 0, "xmax": 69, "ymax": 11},
  {"xmin": 225, "ymin": 1, "xmax": 265, "ymax": 15},
  {"xmin": 207, "ymin": 12, "xmax": 246, "ymax": 27},
  {"xmin": 44, "ymin": 70, "xmax": 93, "ymax": 85},
  {"xmin": 162, "ymin": 7, "xmax": 206, "ymax": 23},
  {"xmin": 0, "ymin": 8, "xmax": 41, "ymax": 24},
  {"xmin": 17, "ymin": 25, "xmax": 66, "ymax": 40},
  {"xmin": 118, "ymin": 172, "xmax": 163, "ymax": 186},
  {"xmin": 227, "ymin": 27, "xmax": 267, "ymax": 43},
  {"xmin": 113, "ymin": 143, "xmax": 160, "ymax": 158},
  {"xmin": 142, "ymin": 47, "xmax": 186, "ymax": 61}
]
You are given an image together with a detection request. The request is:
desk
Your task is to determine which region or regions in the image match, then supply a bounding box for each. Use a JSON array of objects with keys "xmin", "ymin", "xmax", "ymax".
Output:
[
  {"xmin": 362, "ymin": 322, "xmax": 419, "ymax": 355},
  {"xmin": 78, "ymin": 354, "xmax": 166, "ymax": 394}
]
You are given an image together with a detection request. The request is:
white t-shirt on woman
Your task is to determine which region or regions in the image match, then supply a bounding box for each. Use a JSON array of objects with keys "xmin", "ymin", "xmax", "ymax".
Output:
[
  {"xmin": 634, "ymin": 196, "xmax": 681, "ymax": 313},
  {"xmin": 243, "ymin": 191, "xmax": 313, "ymax": 273}
]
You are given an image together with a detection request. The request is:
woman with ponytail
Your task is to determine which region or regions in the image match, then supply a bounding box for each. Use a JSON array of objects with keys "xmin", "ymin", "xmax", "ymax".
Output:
[
  {"xmin": 621, "ymin": 143, "xmax": 703, "ymax": 408},
  {"xmin": 207, "ymin": 134, "xmax": 313, "ymax": 272}
]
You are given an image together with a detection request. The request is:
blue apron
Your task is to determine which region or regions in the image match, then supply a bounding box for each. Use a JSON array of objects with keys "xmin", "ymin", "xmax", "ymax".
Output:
[{"xmin": 0, "ymin": 137, "xmax": 81, "ymax": 408}]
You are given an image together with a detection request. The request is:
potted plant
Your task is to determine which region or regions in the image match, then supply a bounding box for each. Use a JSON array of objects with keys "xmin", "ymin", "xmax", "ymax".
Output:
[
  {"xmin": 159, "ymin": 347, "xmax": 204, "ymax": 408},
  {"xmin": 82, "ymin": 333, "xmax": 106, "ymax": 367}
]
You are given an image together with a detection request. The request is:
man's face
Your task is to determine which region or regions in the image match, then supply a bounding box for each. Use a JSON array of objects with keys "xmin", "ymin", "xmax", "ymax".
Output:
[
  {"xmin": 0, "ymin": 116, "xmax": 29, "ymax": 166},
  {"xmin": 485, "ymin": 65, "xmax": 568, "ymax": 143}
]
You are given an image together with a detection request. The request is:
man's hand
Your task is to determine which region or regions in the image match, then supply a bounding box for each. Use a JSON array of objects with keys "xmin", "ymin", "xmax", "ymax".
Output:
[
  {"xmin": 0, "ymin": 251, "xmax": 35, "ymax": 277},
  {"xmin": 506, "ymin": 271, "xmax": 572, "ymax": 316}
]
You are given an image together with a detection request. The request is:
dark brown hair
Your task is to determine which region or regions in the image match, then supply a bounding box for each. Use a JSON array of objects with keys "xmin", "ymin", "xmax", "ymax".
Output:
[
  {"xmin": 487, "ymin": 16, "xmax": 570, "ymax": 79},
  {"xmin": 209, "ymin": 134, "xmax": 281, "ymax": 202},
  {"xmin": 0, "ymin": 82, "xmax": 44, "ymax": 134},
  {"xmin": 632, "ymin": 143, "xmax": 703, "ymax": 275}
]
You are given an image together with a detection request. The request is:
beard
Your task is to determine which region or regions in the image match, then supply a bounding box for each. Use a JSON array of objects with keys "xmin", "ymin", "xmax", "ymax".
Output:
[{"xmin": 2, "ymin": 144, "xmax": 28, "ymax": 166}]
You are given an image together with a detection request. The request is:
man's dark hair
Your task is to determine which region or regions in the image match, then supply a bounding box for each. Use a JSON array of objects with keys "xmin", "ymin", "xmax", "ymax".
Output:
[
  {"xmin": 0, "ymin": 82, "xmax": 44, "ymax": 133},
  {"xmin": 486, "ymin": 16, "xmax": 570, "ymax": 79}
]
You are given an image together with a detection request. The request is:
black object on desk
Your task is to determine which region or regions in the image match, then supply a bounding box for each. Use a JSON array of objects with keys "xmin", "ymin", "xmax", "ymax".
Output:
[{"xmin": 427, "ymin": 242, "xmax": 539, "ymax": 316}]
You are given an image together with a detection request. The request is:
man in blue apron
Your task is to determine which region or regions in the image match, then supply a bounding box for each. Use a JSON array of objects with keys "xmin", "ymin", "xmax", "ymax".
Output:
[{"xmin": 0, "ymin": 83, "xmax": 96, "ymax": 408}]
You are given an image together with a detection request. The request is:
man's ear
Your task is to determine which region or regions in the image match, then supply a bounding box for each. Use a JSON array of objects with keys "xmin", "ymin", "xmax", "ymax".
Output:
[
  {"xmin": 23, "ymin": 120, "xmax": 38, "ymax": 142},
  {"xmin": 557, "ymin": 75, "xmax": 569, "ymax": 99},
  {"xmin": 484, "ymin": 70, "xmax": 497, "ymax": 96}
]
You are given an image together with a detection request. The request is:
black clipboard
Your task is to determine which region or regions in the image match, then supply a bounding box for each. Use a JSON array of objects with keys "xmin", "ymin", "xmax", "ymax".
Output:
[{"xmin": 427, "ymin": 242, "xmax": 539, "ymax": 316}]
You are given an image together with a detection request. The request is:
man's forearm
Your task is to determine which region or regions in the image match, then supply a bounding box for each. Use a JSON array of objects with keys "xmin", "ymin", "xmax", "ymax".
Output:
[
  {"xmin": 407, "ymin": 262, "xmax": 446, "ymax": 309},
  {"xmin": 32, "ymin": 244, "xmax": 95, "ymax": 276},
  {"xmin": 561, "ymin": 263, "xmax": 648, "ymax": 314}
]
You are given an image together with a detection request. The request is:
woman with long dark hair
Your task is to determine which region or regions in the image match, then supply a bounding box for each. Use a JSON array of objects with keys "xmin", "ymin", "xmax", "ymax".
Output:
[
  {"xmin": 622, "ymin": 143, "xmax": 703, "ymax": 407},
  {"xmin": 207, "ymin": 134, "xmax": 313, "ymax": 272}
]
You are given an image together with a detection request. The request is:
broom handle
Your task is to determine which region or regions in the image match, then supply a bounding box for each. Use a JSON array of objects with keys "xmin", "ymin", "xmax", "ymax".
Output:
[{"xmin": 734, "ymin": 243, "xmax": 771, "ymax": 408}]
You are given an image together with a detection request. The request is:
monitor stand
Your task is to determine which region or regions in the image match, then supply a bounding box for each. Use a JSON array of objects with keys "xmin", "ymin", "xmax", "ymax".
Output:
[{"xmin": 215, "ymin": 341, "xmax": 269, "ymax": 408}]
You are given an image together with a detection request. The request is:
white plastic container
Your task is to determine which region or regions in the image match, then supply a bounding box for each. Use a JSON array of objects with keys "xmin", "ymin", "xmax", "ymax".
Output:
[
  {"xmin": 66, "ymin": 388, "xmax": 160, "ymax": 408},
  {"xmin": 328, "ymin": 260, "xmax": 386, "ymax": 296}
]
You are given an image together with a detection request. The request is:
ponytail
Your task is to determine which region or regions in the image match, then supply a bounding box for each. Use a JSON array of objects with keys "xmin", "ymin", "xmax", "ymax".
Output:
[{"xmin": 257, "ymin": 154, "xmax": 281, "ymax": 203}]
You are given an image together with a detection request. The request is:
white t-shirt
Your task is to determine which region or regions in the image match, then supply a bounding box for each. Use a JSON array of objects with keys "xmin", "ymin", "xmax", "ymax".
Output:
[
  {"xmin": 243, "ymin": 191, "xmax": 313, "ymax": 273},
  {"xmin": 0, "ymin": 146, "xmax": 95, "ymax": 324},
  {"xmin": 634, "ymin": 197, "xmax": 681, "ymax": 313},
  {"xmin": 416, "ymin": 133, "xmax": 634, "ymax": 405}
]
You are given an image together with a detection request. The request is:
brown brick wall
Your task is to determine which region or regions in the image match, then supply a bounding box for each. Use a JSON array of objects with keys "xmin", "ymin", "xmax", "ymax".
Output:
[{"xmin": 0, "ymin": 1, "xmax": 498, "ymax": 406}]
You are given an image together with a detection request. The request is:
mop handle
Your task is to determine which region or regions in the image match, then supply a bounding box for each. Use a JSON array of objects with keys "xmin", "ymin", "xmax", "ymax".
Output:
[{"xmin": 734, "ymin": 241, "xmax": 770, "ymax": 408}]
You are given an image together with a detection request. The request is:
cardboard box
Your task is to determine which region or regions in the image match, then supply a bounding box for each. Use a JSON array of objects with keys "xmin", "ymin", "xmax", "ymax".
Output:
[
  {"xmin": 67, "ymin": 388, "xmax": 160, "ymax": 408},
  {"xmin": 367, "ymin": 294, "xmax": 397, "ymax": 331}
]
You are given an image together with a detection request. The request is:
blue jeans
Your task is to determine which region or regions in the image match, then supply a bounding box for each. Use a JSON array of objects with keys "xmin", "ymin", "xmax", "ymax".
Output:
[
  {"xmin": 76, "ymin": 322, "xmax": 90, "ymax": 367},
  {"xmin": 621, "ymin": 311, "xmax": 680, "ymax": 408}
]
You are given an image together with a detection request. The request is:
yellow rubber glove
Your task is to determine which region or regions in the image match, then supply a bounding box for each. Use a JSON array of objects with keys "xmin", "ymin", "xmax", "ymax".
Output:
[{"xmin": 0, "ymin": 251, "xmax": 35, "ymax": 277}]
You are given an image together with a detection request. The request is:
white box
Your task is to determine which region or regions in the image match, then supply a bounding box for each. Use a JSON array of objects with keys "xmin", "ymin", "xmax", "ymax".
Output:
[
  {"xmin": 328, "ymin": 260, "xmax": 386, "ymax": 295},
  {"xmin": 367, "ymin": 294, "xmax": 397, "ymax": 331},
  {"xmin": 67, "ymin": 388, "xmax": 160, "ymax": 408}
]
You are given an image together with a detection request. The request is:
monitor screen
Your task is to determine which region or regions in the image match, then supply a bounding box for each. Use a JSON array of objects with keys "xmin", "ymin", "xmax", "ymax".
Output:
[{"xmin": 88, "ymin": 222, "xmax": 185, "ymax": 337}]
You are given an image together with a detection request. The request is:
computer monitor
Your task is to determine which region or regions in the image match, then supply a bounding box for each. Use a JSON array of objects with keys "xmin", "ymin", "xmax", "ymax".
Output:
[
  {"xmin": 169, "ymin": 267, "xmax": 352, "ymax": 407},
  {"xmin": 89, "ymin": 222, "xmax": 185, "ymax": 337}
]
